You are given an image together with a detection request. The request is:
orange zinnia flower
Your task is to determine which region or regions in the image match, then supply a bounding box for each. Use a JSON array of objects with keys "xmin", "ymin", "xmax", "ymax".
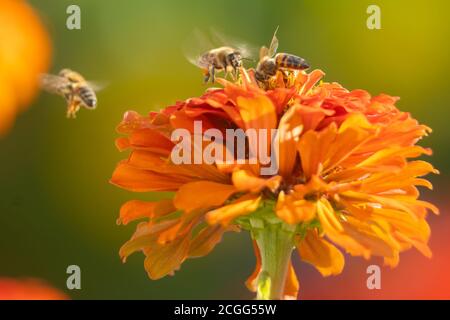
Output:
[
  {"xmin": 111, "ymin": 67, "xmax": 437, "ymax": 299},
  {"xmin": 0, "ymin": 278, "xmax": 68, "ymax": 300},
  {"xmin": 0, "ymin": 0, "xmax": 51, "ymax": 136}
]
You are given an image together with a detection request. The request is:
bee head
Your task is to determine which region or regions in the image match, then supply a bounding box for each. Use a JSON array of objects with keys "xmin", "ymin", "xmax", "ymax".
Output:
[
  {"xmin": 227, "ymin": 52, "xmax": 242, "ymax": 68},
  {"xmin": 259, "ymin": 58, "xmax": 277, "ymax": 76},
  {"xmin": 255, "ymin": 58, "xmax": 277, "ymax": 83}
]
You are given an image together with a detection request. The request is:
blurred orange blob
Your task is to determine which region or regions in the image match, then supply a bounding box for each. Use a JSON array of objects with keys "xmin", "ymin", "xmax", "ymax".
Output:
[
  {"xmin": 0, "ymin": 0, "xmax": 51, "ymax": 136},
  {"xmin": 0, "ymin": 278, "xmax": 68, "ymax": 300}
]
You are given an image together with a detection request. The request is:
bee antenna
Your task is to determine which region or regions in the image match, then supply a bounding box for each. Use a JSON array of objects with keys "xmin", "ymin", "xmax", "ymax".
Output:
[{"xmin": 274, "ymin": 25, "xmax": 280, "ymax": 36}]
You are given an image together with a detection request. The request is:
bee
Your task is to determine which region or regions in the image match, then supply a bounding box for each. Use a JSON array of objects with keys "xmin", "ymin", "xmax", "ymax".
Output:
[
  {"xmin": 184, "ymin": 29, "xmax": 254, "ymax": 84},
  {"xmin": 197, "ymin": 47, "xmax": 242, "ymax": 83},
  {"xmin": 255, "ymin": 28, "xmax": 310, "ymax": 85},
  {"xmin": 40, "ymin": 69, "xmax": 101, "ymax": 118}
]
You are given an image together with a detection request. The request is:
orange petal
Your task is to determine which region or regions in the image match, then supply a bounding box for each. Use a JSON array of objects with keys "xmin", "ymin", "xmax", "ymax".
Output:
[
  {"xmin": 110, "ymin": 162, "xmax": 187, "ymax": 192},
  {"xmin": 355, "ymin": 146, "xmax": 431, "ymax": 170},
  {"xmin": 316, "ymin": 198, "xmax": 344, "ymax": 232},
  {"xmin": 275, "ymin": 105, "xmax": 303, "ymax": 176},
  {"xmin": 276, "ymin": 191, "xmax": 316, "ymax": 224},
  {"xmin": 236, "ymin": 95, "xmax": 277, "ymax": 157},
  {"xmin": 206, "ymin": 194, "xmax": 261, "ymax": 226},
  {"xmin": 157, "ymin": 218, "xmax": 194, "ymax": 244},
  {"xmin": 128, "ymin": 150, "xmax": 226, "ymax": 182},
  {"xmin": 119, "ymin": 220, "xmax": 178, "ymax": 261},
  {"xmin": 359, "ymin": 160, "xmax": 437, "ymax": 195},
  {"xmin": 174, "ymin": 181, "xmax": 236, "ymax": 212},
  {"xmin": 245, "ymin": 240, "xmax": 262, "ymax": 292},
  {"xmin": 143, "ymin": 233, "xmax": 191, "ymax": 280},
  {"xmin": 322, "ymin": 114, "xmax": 376, "ymax": 173},
  {"xmin": 118, "ymin": 199, "xmax": 175, "ymax": 225},
  {"xmin": 298, "ymin": 123, "xmax": 337, "ymax": 178},
  {"xmin": 341, "ymin": 217, "xmax": 400, "ymax": 259},
  {"xmin": 316, "ymin": 199, "xmax": 371, "ymax": 259},
  {"xmin": 342, "ymin": 191, "xmax": 439, "ymax": 218},
  {"xmin": 297, "ymin": 230, "xmax": 344, "ymax": 276},
  {"xmin": 128, "ymin": 128, "xmax": 174, "ymax": 156},
  {"xmin": 283, "ymin": 262, "xmax": 300, "ymax": 300},
  {"xmin": 295, "ymin": 103, "xmax": 332, "ymax": 132},
  {"xmin": 298, "ymin": 69, "xmax": 325, "ymax": 95},
  {"xmin": 232, "ymin": 169, "xmax": 281, "ymax": 193},
  {"xmin": 189, "ymin": 225, "xmax": 238, "ymax": 258},
  {"xmin": 115, "ymin": 137, "xmax": 131, "ymax": 151},
  {"xmin": 394, "ymin": 231, "xmax": 432, "ymax": 258}
]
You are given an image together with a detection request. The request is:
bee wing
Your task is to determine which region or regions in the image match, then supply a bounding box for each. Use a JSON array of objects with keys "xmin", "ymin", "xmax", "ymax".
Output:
[
  {"xmin": 209, "ymin": 27, "xmax": 257, "ymax": 61},
  {"xmin": 39, "ymin": 74, "xmax": 71, "ymax": 96},
  {"xmin": 182, "ymin": 29, "xmax": 216, "ymax": 69},
  {"xmin": 268, "ymin": 26, "xmax": 279, "ymax": 57},
  {"xmin": 259, "ymin": 46, "xmax": 269, "ymax": 60},
  {"xmin": 85, "ymin": 81, "xmax": 108, "ymax": 92}
]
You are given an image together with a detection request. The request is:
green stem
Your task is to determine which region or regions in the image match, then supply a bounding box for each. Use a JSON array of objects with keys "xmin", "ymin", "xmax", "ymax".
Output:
[{"xmin": 254, "ymin": 224, "xmax": 295, "ymax": 300}]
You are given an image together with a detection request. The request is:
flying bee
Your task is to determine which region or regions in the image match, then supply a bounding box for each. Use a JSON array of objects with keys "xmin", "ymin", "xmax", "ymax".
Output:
[
  {"xmin": 40, "ymin": 69, "xmax": 102, "ymax": 118},
  {"xmin": 255, "ymin": 27, "xmax": 310, "ymax": 85},
  {"xmin": 197, "ymin": 47, "xmax": 242, "ymax": 83},
  {"xmin": 184, "ymin": 29, "xmax": 255, "ymax": 84}
]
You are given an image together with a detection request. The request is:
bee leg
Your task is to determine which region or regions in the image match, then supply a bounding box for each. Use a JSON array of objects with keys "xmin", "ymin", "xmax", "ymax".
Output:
[
  {"xmin": 66, "ymin": 99, "xmax": 80, "ymax": 119},
  {"xmin": 281, "ymin": 70, "xmax": 290, "ymax": 85},
  {"xmin": 223, "ymin": 65, "xmax": 233, "ymax": 80},
  {"xmin": 73, "ymin": 104, "xmax": 81, "ymax": 118},
  {"xmin": 203, "ymin": 71, "xmax": 210, "ymax": 84},
  {"xmin": 210, "ymin": 66, "xmax": 215, "ymax": 83},
  {"xmin": 232, "ymin": 66, "xmax": 239, "ymax": 80}
]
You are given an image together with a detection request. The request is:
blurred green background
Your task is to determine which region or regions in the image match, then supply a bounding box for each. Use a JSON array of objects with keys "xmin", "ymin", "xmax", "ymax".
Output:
[{"xmin": 0, "ymin": 0, "xmax": 449, "ymax": 299}]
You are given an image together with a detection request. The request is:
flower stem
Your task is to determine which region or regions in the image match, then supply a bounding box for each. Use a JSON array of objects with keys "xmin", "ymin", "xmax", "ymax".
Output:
[{"xmin": 254, "ymin": 223, "xmax": 295, "ymax": 300}]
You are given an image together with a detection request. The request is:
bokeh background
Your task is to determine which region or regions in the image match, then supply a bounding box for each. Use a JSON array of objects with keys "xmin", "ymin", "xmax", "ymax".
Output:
[{"xmin": 1, "ymin": 0, "xmax": 449, "ymax": 299}]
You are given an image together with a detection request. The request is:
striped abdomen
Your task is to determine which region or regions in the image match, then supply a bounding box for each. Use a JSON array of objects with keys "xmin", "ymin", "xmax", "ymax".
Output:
[
  {"xmin": 77, "ymin": 85, "xmax": 97, "ymax": 109},
  {"xmin": 275, "ymin": 53, "xmax": 309, "ymax": 70}
]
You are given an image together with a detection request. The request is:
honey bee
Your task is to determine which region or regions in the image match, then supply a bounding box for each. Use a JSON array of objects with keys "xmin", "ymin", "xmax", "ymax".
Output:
[
  {"xmin": 40, "ymin": 69, "xmax": 102, "ymax": 118},
  {"xmin": 197, "ymin": 47, "xmax": 242, "ymax": 83},
  {"xmin": 185, "ymin": 29, "xmax": 254, "ymax": 83},
  {"xmin": 255, "ymin": 28, "xmax": 310, "ymax": 85}
]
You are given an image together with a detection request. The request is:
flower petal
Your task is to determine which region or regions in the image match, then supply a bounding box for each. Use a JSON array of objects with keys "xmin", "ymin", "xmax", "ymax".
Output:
[
  {"xmin": 128, "ymin": 128, "xmax": 174, "ymax": 156},
  {"xmin": 275, "ymin": 105, "xmax": 303, "ymax": 176},
  {"xmin": 206, "ymin": 194, "xmax": 261, "ymax": 226},
  {"xmin": 232, "ymin": 169, "xmax": 281, "ymax": 193},
  {"xmin": 111, "ymin": 162, "xmax": 188, "ymax": 192},
  {"xmin": 297, "ymin": 230, "xmax": 344, "ymax": 276},
  {"xmin": 283, "ymin": 262, "xmax": 300, "ymax": 300},
  {"xmin": 118, "ymin": 199, "xmax": 175, "ymax": 225},
  {"xmin": 119, "ymin": 220, "xmax": 178, "ymax": 261},
  {"xmin": 276, "ymin": 191, "xmax": 316, "ymax": 224},
  {"xmin": 143, "ymin": 233, "xmax": 191, "ymax": 280},
  {"xmin": 174, "ymin": 181, "xmax": 237, "ymax": 212},
  {"xmin": 236, "ymin": 94, "xmax": 277, "ymax": 131},
  {"xmin": 245, "ymin": 240, "xmax": 262, "ymax": 292},
  {"xmin": 298, "ymin": 123, "xmax": 337, "ymax": 178},
  {"xmin": 189, "ymin": 225, "xmax": 238, "ymax": 258}
]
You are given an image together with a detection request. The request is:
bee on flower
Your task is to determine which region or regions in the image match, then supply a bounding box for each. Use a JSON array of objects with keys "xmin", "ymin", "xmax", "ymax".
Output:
[{"xmin": 111, "ymin": 32, "xmax": 438, "ymax": 300}]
